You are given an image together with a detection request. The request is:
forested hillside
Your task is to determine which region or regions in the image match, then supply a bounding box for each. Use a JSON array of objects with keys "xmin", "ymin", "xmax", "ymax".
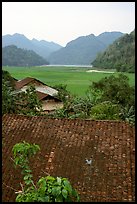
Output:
[
  {"xmin": 2, "ymin": 45, "xmax": 49, "ymax": 66},
  {"xmin": 48, "ymin": 32, "xmax": 123, "ymax": 65},
  {"xmin": 92, "ymin": 30, "xmax": 135, "ymax": 73}
]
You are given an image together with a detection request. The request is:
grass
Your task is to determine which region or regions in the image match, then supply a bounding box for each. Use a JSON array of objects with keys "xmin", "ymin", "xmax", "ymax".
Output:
[{"xmin": 2, "ymin": 66, "xmax": 135, "ymax": 97}]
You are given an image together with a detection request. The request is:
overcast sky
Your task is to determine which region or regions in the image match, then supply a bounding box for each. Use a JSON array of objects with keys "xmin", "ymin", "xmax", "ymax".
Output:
[{"xmin": 2, "ymin": 2, "xmax": 135, "ymax": 46}]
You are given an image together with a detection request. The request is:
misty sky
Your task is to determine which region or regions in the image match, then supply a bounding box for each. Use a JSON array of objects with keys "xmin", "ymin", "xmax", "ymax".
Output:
[{"xmin": 2, "ymin": 2, "xmax": 135, "ymax": 46}]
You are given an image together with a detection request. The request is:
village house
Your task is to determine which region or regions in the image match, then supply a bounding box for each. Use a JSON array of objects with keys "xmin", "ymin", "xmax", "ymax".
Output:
[
  {"xmin": 13, "ymin": 77, "xmax": 63, "ymax": 113},
  {"xmin": 36, "ymin": 90, "xmax": 63, "ymax": 113}
]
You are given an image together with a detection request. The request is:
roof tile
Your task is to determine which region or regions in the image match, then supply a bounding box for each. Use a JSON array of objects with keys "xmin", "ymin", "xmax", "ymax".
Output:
[{"xmin": 2, "ymin": 114, "xmax": 135, "ymax": 202}]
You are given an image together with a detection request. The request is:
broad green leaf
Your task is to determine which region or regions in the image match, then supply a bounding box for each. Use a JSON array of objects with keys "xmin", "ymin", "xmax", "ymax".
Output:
[
  {"xmin": 25, "ymin": 180, "xmax": 32, "ymax": 185},
  {"xmin": 24, "ymin": 174, "xmax": 33, "ymax": 180},
  {"xmin": 38, "ymin": 196, "xmax": 50, "ymax": 202},
  {"xmin": 72, "ymin": 189, "xmax": 80, "ymax": 201},
  {"xmin": 37, "ymin": 177, "xmax": 47, "ymax": 187},
  {"xmin": 55, "ymin": 195, "xmax": 64, "ymax": 202},
  {"xmin": 57, "ymin": 177, "xmax": 62, "ymax": 185},
  {"xmin": 47, "ymin": 188, "xmax": 52, "ymax": 193},
  {"xmin": 46, "ymin": 175, "xmax": 55, "ymax": 182},
  {"xmin": 63, "ymin": 179, "xmax": 72, "ymax": 194},
  {"xmin": 72, "ymin": 188, "xmax": 77, "ymax": 196},
  {"xmin": 24, "ymin": 169, "xmax": 32, "ymax": 173},
  {"xmin": 15, "ymin": 157, "xmax": 19, "ymax": 165},
  {"xmin": 62, "ymin": 189, "xmax": 68, "ymax": 199},
  {"xmin": 52, "ymin": 186, "xmax": 61, "ymax": 197}
]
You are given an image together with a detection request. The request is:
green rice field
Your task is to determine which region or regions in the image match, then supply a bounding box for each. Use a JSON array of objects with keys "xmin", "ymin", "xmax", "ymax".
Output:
[{"xmin": 2, "ymin": 66, "xmax": 135, "ymax": 97}]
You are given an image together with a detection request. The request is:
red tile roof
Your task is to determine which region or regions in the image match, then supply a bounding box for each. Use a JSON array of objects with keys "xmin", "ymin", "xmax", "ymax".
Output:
[
  {"xmin": 15, "ymin": 77, "xmax": 59, "ymax": 98},
  {"xmin": 2, "ymin": 114, "xmax": 135, "ymax": 202},
  {"xmin": 36, "ymin": 91, "xmax": 61, "ymax": 102},
  {"xmin": 36, "ymin": 91, "xmax": 48, "ymax": 100},
  {"xmin": 15, "ymin": 77, "xmax": 45, "ymax": 89}
]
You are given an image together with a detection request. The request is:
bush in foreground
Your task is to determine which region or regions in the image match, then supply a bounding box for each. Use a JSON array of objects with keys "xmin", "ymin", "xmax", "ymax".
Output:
[{"xmin": 12, "ymin": 141, "xmax": 80, "ymax": 202}]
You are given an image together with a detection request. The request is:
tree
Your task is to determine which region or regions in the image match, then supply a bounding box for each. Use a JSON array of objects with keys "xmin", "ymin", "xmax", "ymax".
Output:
[
  {"xmin": 2, "ymin": 70, "xmax": 43, "ymax": 116},
  {"xmin": 52, "ymin": 84, "xmax": 70, "ymax": 102},
  {"xmin": 90, "ymin": 101, "xmax": 120, "ymax": 120},
  {"xmin": 92, "ymin": 30, "xmax": 135, "ymax": 73},
  {"xmin": 2, "ymin": 45, "xmax": 49, "ymax": 66},
  {"xmin": 2, "ymin": 70, "xmax": 16, "ymax": 115},
  {"xmin": 89, "ymin": 74, "xmax": 135, "ymax": 108},
  {"xmin": 88, "ymin": 74, "xmax": 135, "ymax": 125}
]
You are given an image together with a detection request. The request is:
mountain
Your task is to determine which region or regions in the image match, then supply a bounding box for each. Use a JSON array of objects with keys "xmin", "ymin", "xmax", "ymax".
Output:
[
  {"xmin": 48, "ymin": 32, "xmax": 124, "ymax": 65},
  {"xmin": 92, "ymin": 30, "xmax": 135, "ymax": 73},
  {"xmin": 2, "ymin": 45, "xmax": 49, "ymax": 66},
  {"xmin": 2, "ymin": 33, "xmax": 62, "ymax": 59}
]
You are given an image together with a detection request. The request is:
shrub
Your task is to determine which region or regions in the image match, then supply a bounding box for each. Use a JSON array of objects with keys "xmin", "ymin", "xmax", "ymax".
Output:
[
  {"xmin": 14, "ymin": 85, "xmax": 43, "ymax": 116},
  {"xmin": 12, "ymin": 141, "xmax": 80, "ymax": 202},
  {"xmin": 52, "ymin": 84, "xmax": 71, "ymax": 102},
  {"xmin": 90, "ymin": 101, "xmax": 120, "ymax": 120},
  {"xmin": 89, "ymin": 74, "xmax": 135, "ymax": 108},
  {"xmin": 119, "ymin": 105, "xmax": 135, "ymax": 125}
]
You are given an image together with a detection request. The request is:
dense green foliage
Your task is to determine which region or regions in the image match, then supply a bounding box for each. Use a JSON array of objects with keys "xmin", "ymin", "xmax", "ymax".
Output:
[
  {"xmin": 48, "ymin": 32, "xmax": 123, "ymax": 65},
  {"xmin": 2, "ymin": 69, "xmax": 135, "ymax": 125},
  {"xmin": 92, "ymin": 30, "xmax": 135, "ymax": 73},
  {"xmin": 89, "ymin": 74, "xmax": 135, "ymax": 124},
  {"xmin": 90, "ymin": 101, "xmax": 120, "ymax": 120},
  {"xmin": 2, "ymin": 45, "xmax": 49, "ymax": 66},
  {"xmin": 52, "ymin": 74, "xmax": 135, "ymax": 125},
  {"xmin": 53, "ymin": 94, "xmax": 94, "ymax": 119},
  {"xmin": 2, "ymin": 70, "xmax": 16, "ymax": 115},
  {"xmin": 2, "ymin": 70, "xmax": 42, "ymax": 116},
  {"xmin": 14, "ymin": 86, "xmax": 43, "ymax": 116},
  {"xmin": 2, "ymin": 70, "xmax": 16, "ymax": 88},
  {"xmin": 90, "ymin": 74, "xmax": 135, "ymax": 107},
  {"xmin": 52, "ymin": 84, "xmax": 71, "ymax": 102},
  {"xmin": 12, "ymin": 141, "xmax": 80, "ymax": 202},
  {"xmin": 90, "ymin": 74, "xmax": 135, "ymax": 124}
]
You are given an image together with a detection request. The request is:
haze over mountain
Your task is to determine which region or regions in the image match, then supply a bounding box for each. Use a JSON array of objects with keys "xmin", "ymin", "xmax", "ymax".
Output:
[
  {"xmin": 2, "ymin": 45, "xmax": 49, "ymax": 66},
  {"xmin": 2, "ymin": 33, "xmax": 62, "ymax": 59},
  {"xmin": 2, "ymin": 32, "xmax": 125, "ymax": 65},
  {"xmin": 92, "ymin": 30, "xmax": 135, "ymax": 73},
  {"xmin": 48, "ymin": 32, "xmax": 124, "ymax": 65}
]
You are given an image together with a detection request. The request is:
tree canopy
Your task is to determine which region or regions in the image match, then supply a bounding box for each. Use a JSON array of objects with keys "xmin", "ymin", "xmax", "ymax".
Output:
[
  {"xmin": 2, "ymin": 45, "xmax": 49, "ymax": 66},
  {"xmin": 92, "ymin": 30, "xmax": 135, "ymax": 73},
  {"xmin": 2, "ymin": 70, "xmax": 42, "ymax": 116}
]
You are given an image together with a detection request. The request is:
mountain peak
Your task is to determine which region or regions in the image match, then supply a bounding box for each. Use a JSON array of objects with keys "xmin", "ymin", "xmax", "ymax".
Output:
[
  {"xmin": 97, "ymin": 31, "xmax": 124, "ymax": 37},
  {"xmin": 87, "ymin": 33, "xmax": 95, "ymax": 37},
  {"xmin": 13, "ymin": 33, "xmax": 26, "ymax": 38},
  {"xmin": 2, "ymin": 33, "xmax": 62, "ymax": 59},
  {"xmin": 48, "ymin": 31, "xmax": 124, "ymax": 65},
  {"xmin": 92, "ymin": 29, "xmax": 135, "ymax": 72}
]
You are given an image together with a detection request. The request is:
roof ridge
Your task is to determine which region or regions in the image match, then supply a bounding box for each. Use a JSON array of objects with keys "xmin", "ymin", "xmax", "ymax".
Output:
[{"xmin": 2, "ymin": 113, "xmax": 132, "ymax": 125}]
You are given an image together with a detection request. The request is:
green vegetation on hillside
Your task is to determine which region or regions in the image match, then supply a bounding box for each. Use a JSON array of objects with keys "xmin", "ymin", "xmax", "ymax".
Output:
[
  {"xmin": 92, "ymin": 30, "xmax": 135, "ymax": 73},
  {"xmin": 48, "ymin": 32, "xmax": 123, "ymax": 65},
  {"xmin": 2, "ymin": 45, "xmax": 49, "ymax": 66}
]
